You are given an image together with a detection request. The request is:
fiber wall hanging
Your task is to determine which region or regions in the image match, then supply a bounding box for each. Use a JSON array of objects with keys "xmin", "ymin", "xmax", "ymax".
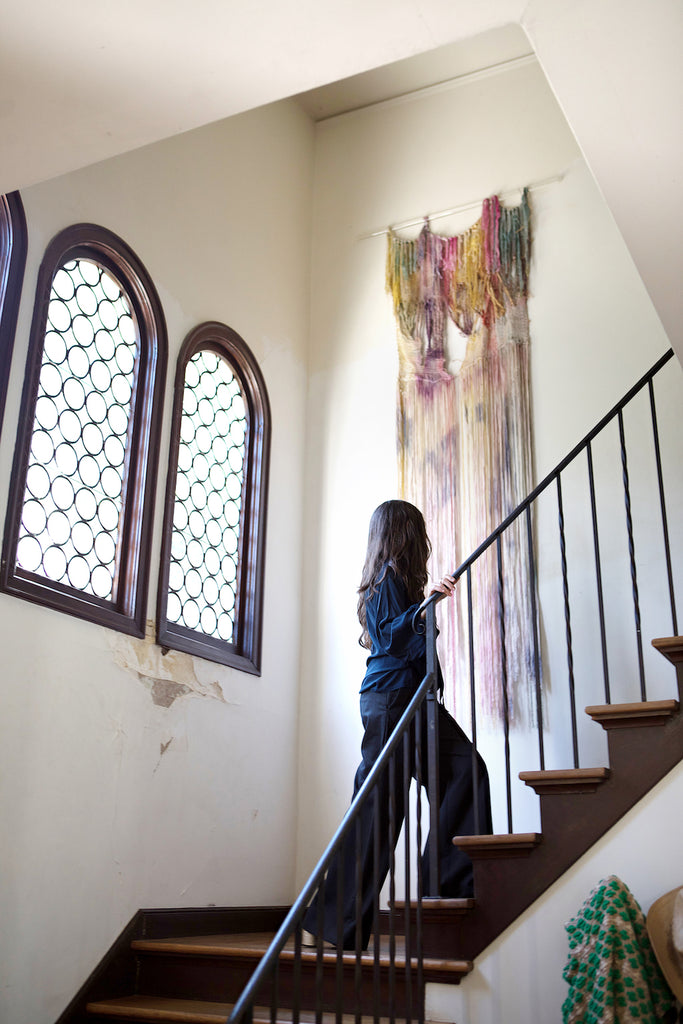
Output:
[{"xmin": 386, "ymin": 190, "xmax": 536, "ymax": 726}]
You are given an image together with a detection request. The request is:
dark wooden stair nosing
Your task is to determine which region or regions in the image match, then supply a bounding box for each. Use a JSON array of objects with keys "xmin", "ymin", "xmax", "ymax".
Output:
[
  {"xmin": 585, "ymin": 698, "xmax": 679, "ymax": 729},
  {"xmin": 651, "ymin": 636, "xmax": 683, "ymax": 666},
  {"xmin": 519, "ymin": 766, "xmax": 610, "ymax": 794},
  {"xmin": 86, "ymin": 993, "xmax": 233, "ymax": 1023},
  {"xmin": 452, "ymin": 832, "xmax": 542, "ymax": 859},
  {"xmin": 86, "ymin": 994, "xmax": 450, "ymax": 1024}
]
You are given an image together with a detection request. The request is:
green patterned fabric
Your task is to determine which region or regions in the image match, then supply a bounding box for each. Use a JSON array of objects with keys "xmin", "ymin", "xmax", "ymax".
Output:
[{"xmin": 562, "ymin": 876, "xmax": 675, "ymax": 1023}]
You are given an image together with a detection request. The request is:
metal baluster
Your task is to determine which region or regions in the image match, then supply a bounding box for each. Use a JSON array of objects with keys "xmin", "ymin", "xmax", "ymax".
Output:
[
  {"xmin": 425, "ymin": 602, "xmax": 440, "ymax": 894},
  {"xmin": 292, "ymin": 926, "xmax": 302, "ymax": 1024},
  {"xmin": 388, "ymin": 751, "xmax": 397, "ymax": 1024},
  {"xmin": 649, "ymin": 379, "xmax": 678, "ymax": 634},
  {"xmin": 372, "ymin": 787, "xmax": 381, "ymax": 1024},
  {"xmin": 618, "ymin": 410, "xmax": 646, "ymax": 699},
  {"xmin": 270, "ymin": 959, "xmax": 278, "ymax": 1024},
  {"xmin": 586, "ymin": 442, "xmax": 611, "ymax": 704},
  {"xmin": 354, "ymin": 815, "xmax": 363, "ymax": 1024},
  {"xmin": 414, "ymin": 703, "xmax": 425, "ymax": 1024},
  {"xmin": 466, "ymin": 567, "xmax": 481, "ymax": 831},
  {"xmin": 557, "ymin": 475, "xmax": 579, "ymax": 767},
  {"xmin": 315, "ymin": 878, "xmax": 326, "ymax": 1024},
  {"xmin": 496, "ymin": 536, "xmax": 513, "ymax": 831},
  {"xmin": 525, "ymin": 506, "xmax": 545, "ymax": 767},
  {"xmin": 403, "ymin": 728, "xmax": 413, "ymax": 1022},
  {"xmin": 336, "ymin": 855, "xmax": 344, "ymax": 1024}
]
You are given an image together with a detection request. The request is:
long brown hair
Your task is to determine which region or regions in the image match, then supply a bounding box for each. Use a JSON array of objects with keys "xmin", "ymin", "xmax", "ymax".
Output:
[{"xmin": 357, "ymin": 500, "xmax": 431, "ymax": 649}]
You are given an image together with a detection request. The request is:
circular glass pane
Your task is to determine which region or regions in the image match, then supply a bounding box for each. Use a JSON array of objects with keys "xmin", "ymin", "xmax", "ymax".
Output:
[
  {"xmin": 72, "ymin": 521, "xmax": 94, "ymax": 555},
  {"xmin": 94, "ymin": 530, "xmax": 116, "ymax": 566},
  {"xmin": 16, "ymin": 535, "xmax": 43, "ymax": 573},
  {"xmin": 54, "ymin": 442, "xmax": 78, "ymax": 476},
  {"xmin": 31, "ymin": 429, "xmax": 55, "ymax": 465},
  {"xmin": 67, "ymin": 555, "xmax": 91, "ymax": 590},
  {"xmin": 74, "ymin": 487, "xmax": 98, "ymax": 522},
  {"xmin": 78, "ymin": 454, "xmax": 101, "ymax": 488},
  {"xmin": 100, "ymin": 466, "xmax": 123, "ymax": 499},
  {"xmin": 42, "ymin": 545, "xmax": 67, "ymax": 581},
  {"xmin": 91, "ymin": 564, "xmax": 114, "ymax": 599},
  {"xmin": 47, "ymin": 509, "xmax": 71, "ymax": 545},
  {"xmin": 22, "ymin": 499, "xmax": 47, "ymax": 536},
  {"xmin": 63, "ymin": 376, "xmax": 86, "ymax": 411},
  {"xmin": 200, "ymin": 606, "xmax": 217, "ymax": 635}
]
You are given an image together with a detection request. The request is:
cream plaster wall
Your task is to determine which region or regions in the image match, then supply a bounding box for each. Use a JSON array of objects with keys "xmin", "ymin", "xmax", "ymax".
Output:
[
  {"xmin": 295, "ymin": 44, "xmax": 682, "ymax": 945},
  {"xmin": 0, "ymin": 100, "xmax": 314, "ymax": 1024},
  {"xmin": 521, "ymin": 0, "xmax": 683, "ymax": 363}
]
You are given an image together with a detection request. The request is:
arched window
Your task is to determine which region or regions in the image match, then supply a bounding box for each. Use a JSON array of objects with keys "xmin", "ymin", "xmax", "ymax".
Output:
[
  {"xmin": 157, "ymin": 322, "xmax": 270, "ymax": 674},
  {"xmin": 0, "ymin": 192, "xmax": 27, "ymax": 436},
  {"xmin": 0, "ymin": 223, "xmax": 167, "ymax": 636}
]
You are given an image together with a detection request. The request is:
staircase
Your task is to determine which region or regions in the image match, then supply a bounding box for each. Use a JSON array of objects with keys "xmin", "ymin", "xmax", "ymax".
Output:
[
  {"xmin": 58, "ymin": 637, "xmax": 682, "ymax": 1024},
  {"xmin": 59, "ymin": 351, "xmax": 682, "ymax": 1023}
]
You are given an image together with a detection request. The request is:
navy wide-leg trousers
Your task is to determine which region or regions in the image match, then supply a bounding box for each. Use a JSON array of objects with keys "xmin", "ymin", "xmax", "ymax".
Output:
[{"xmin": 303, "ymin": 686, "xmax": 493, "ymax": 950}]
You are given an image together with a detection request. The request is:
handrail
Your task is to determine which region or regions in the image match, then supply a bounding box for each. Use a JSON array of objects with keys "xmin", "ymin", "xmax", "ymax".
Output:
[{"xmin": 228, "ymin": 627, "xmax": 441, "ymax": 1024}]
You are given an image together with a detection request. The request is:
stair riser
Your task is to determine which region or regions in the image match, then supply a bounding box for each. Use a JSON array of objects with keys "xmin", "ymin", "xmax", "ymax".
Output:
[{"xmin": 136, "ymin": 953, "xmax": 422, "ymax": 1018}]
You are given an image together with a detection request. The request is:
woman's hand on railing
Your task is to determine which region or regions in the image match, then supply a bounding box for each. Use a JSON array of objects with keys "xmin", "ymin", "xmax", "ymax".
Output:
[
  {"xmin": 421, "ymin": 573, "xmax": 457, "ymax": 615},
  {"xmin": 430, "ymin": 573, "xmax": 457, "ymax": 599},
  {"xmin": 415, "ymin": 573, "xmax": 458, "ymax": 627}
]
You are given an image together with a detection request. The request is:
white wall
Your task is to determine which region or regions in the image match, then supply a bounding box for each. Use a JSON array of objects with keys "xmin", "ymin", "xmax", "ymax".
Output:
[
  {"xmin": 0, "ymin": 100, "xmax": 314, "ymax": 1024},
  {"xmin": 522, "ymin": 0, "xmax": 683, "ymax": 364},
  {"xmin": 295, "ymin": 48, "xmax": 681, "ymax": 887}
]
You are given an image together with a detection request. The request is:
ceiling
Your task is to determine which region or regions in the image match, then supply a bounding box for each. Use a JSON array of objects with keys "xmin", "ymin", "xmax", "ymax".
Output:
[{"xmin": 0, "ymin": 0, "xmax": 528, "ymax": 195}]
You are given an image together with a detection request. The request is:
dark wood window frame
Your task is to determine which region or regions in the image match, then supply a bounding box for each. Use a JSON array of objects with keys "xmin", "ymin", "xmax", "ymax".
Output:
[
  {"xmin": 0, "ymin": 223, "xmax": 167, "ymax": 637},
  {"xmin": 157, "ymin": 321, "xmax": 271, "ymax": 674},
  {"xmin": 0, "ymin": 192, "xmax": 28, "ymax": 437}
]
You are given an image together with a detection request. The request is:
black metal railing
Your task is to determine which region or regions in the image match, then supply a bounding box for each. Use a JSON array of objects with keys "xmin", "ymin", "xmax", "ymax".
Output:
[
  {"xmin": 227, "ymin": 347, "xmax": 680, "ymax": 1024},
  {"xmin": 229, "ymin": 612, "xmax": 443, "ymax": 1024}
]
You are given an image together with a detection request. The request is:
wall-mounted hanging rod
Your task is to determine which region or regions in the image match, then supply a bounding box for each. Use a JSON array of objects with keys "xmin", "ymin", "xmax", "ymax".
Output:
[{"xmin": 360, "ymin": 171, "xmax": 566, "ymax": 240}]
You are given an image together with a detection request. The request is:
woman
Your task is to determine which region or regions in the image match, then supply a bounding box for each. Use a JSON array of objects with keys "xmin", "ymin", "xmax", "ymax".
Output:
[{"xmin": 303, "ymin": 500, "xmax": 492, "ymax": 950}]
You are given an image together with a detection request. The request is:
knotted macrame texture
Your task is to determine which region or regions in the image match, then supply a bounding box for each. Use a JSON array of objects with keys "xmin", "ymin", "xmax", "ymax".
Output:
[{"xmin": 386, "ymin": 191, "xmax": 536, "ymax": 727}]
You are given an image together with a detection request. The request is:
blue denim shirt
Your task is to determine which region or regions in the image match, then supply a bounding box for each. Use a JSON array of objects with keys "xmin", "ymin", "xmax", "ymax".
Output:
[{"xmin": 359, "ymin": 567, "xmax": 426, "ymax": 693}]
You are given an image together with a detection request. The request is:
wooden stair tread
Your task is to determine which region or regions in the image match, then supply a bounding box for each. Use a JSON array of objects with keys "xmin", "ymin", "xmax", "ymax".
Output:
[
  {"xmin": 87, "ymin": 995, "xmax": 233, "ymax": 1022},
  {"xmin": 586, "ymin": 699, "xmax": 679, "ymax": 728},
  {"xmin": 131, "ymin": 932, "xmax": 471, "ymax": 975},
  {"xmin": 652, "ymin": 636, "xmax": 683, "ymax": 665},
  {"xmin": 519, "ymin": 767, "xmax": 610, "ymax": 794},
  {"xmin": 86, "ymin": 995, "xmax": 428, "ymax": 1023},
  {"xmin": 452, "ymin": 833, "xmax": 541, "ymax": 858}
]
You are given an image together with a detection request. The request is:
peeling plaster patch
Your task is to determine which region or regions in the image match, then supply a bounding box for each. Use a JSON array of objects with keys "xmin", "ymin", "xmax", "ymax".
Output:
[
  {"xmin": 107, "ymin": 619, "xmax": 234, "ymax": 707},
  {"xmin": 149, "ymin": 678, "xmax": 191, "ymax": 708}
]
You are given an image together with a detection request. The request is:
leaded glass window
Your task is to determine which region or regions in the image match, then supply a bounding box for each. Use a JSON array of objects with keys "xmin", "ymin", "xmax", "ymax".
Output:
[
  {"xmin": 158, "ymin": 322, "xmax": 270, "ymax": 673},
  {"xmin": 1, "ymin": 224, "xmax": 167, "ymax": 636}
]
